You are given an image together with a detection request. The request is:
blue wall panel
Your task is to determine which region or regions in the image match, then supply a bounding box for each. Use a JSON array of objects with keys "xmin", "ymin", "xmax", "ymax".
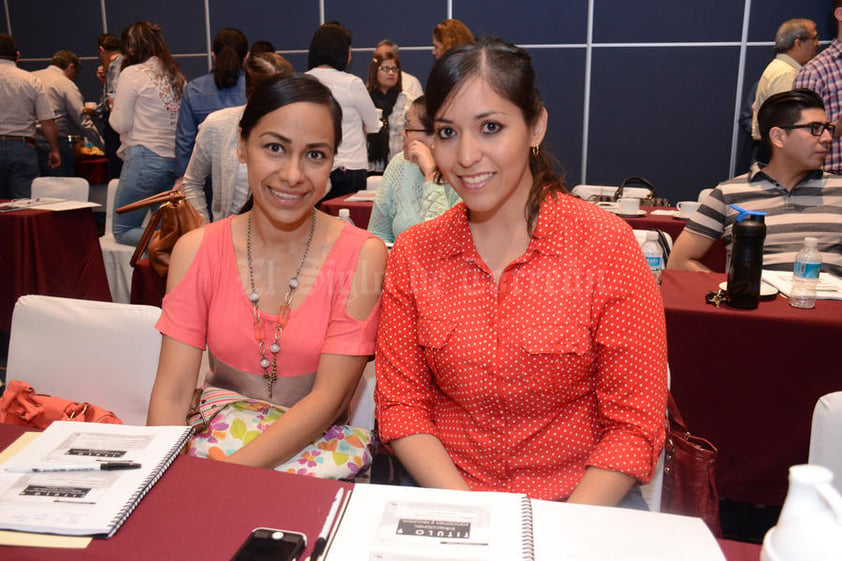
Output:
[
  {"xmin": 8, "ymin": 0, "xmax": 101, "ymax": 59},
  {"xmin": 459, "ymin": 0, "xmax": 588, "ymax": 44},
  {"xmin": 208, "ymin": 0, "xmax": 319, "ymax": 52},
  {"xmin": 588, "ymin": 46, "xmax": 740, "ymax": 201}
]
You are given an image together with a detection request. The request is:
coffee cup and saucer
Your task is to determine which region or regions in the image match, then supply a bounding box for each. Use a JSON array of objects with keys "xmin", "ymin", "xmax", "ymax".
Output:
[
  {"xmin": 674, "ymin": 201, "xmax": 701, "ymax": 220},
  {"xmin": 613, "ymin": 197, "xmax": 645, "ymax": 217}
]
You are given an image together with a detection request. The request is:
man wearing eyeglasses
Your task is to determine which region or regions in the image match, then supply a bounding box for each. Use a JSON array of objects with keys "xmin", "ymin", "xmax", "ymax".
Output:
[
  {"xmin": 669, "ymin": 89, "xmax": 842, "ymax": 276},
  {"xmin": 751, "ymin": 18, "xmax": 819, "ymax": 144},
  {"xmin": 794, "ymin": 0, "xmax": 842, "ymax": 175}
]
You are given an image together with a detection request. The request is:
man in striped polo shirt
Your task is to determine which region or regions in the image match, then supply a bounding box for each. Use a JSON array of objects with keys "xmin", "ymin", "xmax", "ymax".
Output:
[{"xmin": 669, "ymin": 89, "xmax": 842, "ymax": 276}]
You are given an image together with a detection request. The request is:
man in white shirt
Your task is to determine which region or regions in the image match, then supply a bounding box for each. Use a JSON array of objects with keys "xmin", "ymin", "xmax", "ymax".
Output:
[
  {"xmin": 375, "ymin": 39, "xmax": 424, "ymax": 100},
  {"xmin": 751, "ymin": 19, "xmax": 819, "ymax": 142},
  {"xmin": 34, "ymin": 49, "xmax": 104, "ymax": 177},
  {"xmin": 0, "ymin": 33, "xmax": 60, "ymax": 198}
]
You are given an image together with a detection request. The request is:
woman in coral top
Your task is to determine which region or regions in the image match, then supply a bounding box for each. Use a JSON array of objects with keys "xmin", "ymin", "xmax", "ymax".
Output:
[
  {"xmin": 375, "ymin": 37, "xmax": 668, "ymax": 506},
  {"xmin": 147, "ymin": 74, "xmax": 386, "ymax": 474}
]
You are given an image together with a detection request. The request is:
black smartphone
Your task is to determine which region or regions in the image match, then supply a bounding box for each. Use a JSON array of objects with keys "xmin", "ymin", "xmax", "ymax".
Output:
[{"xmin": 230, "ymin": 527, "xmax": 307, "ymax": 561}]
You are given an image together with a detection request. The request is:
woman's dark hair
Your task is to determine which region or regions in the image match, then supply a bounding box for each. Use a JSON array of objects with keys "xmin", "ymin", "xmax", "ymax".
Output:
[
  {"xmin": 212, "ymin": 28, "xmax": 248, "ymax": 89},
  {"xmin": 240, "ymin": 73, "xmax": 342, "ymax": 152},
  {"xmin": 121, "ymin": 21, "xmax": 185, "ymax": 97},
  {"xmin": 426, "ymin": 36, "xmax": 564, "ymax": 231},
  {"xmin": 244, "ymin": 52, "xmax": 294, "ymax": 98},
  {"xmin": 249, "ymin": 40, "xmax": 276, "ymax": 56},
  {"xmin": 307, "ymin": 22, "xmax": 352, "ymax": 71},
  {"xmin": 366, "ymin": 52, "xmax": 401, "ymax": 94}
]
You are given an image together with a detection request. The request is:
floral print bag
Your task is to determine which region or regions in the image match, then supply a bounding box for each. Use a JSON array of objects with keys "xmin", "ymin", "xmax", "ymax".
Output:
[{"xmin": 186, "ymin": 386, "xmax": 373, "ymax": 480}]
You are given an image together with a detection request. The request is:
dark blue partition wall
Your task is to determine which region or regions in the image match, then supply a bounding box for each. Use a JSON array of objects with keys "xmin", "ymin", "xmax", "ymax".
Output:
[{"xmin": 5, "ymin": 0, "xmax": 831, "ymax": 202}]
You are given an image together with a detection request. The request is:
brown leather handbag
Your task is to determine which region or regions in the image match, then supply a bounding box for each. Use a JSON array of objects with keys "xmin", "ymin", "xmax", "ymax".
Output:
[
  {"xmin": 116, "ymin": 188, "xmax": 203, "ymax": 277},
  {"xmin": 0, "ymin": 380, "xmax": 123, "ymax": 428},
  {"xmin": 661, "ymin": 391, "xmax": 722, "ymax": 537}
]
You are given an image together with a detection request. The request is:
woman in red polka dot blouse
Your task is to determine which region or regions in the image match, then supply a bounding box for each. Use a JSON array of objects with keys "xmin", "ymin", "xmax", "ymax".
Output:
[{"xmin": 374, "ymin": 37, "xmax": 669, "ymax": 506}]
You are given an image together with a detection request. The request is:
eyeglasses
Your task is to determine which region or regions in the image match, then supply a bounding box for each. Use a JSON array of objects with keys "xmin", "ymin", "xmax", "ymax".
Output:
[
  {"xmin": 800, "ymin": 33, "xmax": 820, "ymax": 43},
  {"xmin": 779, "ymin": 122, "xmax": 835, "ymax": 137},
  {"xmin": 378, "ymin": 66, "xmax": 399, "ymax": 74}
]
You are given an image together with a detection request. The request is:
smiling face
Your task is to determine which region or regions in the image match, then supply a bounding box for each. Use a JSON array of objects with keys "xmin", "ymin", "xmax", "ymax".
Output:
[
  {"xmin": 238, "ymin": 102, "xmax": 335, "ymax": 226},
  {"xmin": 432, "ymin": 76, "xmax": 546, "ymax": 223}
]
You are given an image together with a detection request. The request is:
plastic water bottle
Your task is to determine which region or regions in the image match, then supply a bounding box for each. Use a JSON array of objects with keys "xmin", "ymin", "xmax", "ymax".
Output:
[
  {"xmin": 790, "ymin": 237, "xmax": 821, "ymax": 309},
  {"xmin": 641, "ymin": 231, "xmax": 663, "ymax": 284},
  {"xmin": 337, "ymin": 208, "xmax": 355, "ymax": 226}
]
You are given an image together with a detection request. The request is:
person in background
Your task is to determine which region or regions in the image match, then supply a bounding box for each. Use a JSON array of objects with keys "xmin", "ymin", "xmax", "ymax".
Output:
[
  {"xmin": 366, "ymin": 52, "xmax": 405, "ymax": 172},
  {"xmin": 751, "ymin": 19, "xmax": 819, "ymax": 144},
  {"xmin": 33, "ymin": 49, "xmax": 104, "ymax": 177},
  {"xmin": 375, "ymin": 37, "xmax": 667, "ymax": 507},
  {"xmin": 109, "ymin": 21, "xmax": 185, "ymax": 245},
  {"xmin": 307, "ymin": 22, "xmax": 380, "ymax": 199},
  {"xmin": 794, "ymin": 0, "xmax": 842, "ymax": 174},
  {"xmin": 183, "ymin": 52, "xmax": 293, "ymax": 223},
  {"xmin": 175, "ymin": 28, "xmax": 248, "ymax": 183},
  {"xmin": 375, "ymin": 39, "xmax": 423, "ymax": 100},
  {"xmin": 91, "ymin": 32, "xmax": 124, "ymax": 180},
  {"xmin": 431, "ymin": 19, "xmax": 474, "ymax": 59},
  {"xmin": 249, "ymin": 40, "xmax": 276, "ymax": 57},
  {"xmin": 368, "ymin": 95, "xmax": 459, "ymax": 244},
  {"xmin": 147, "ymin": 73, "xmax": 387, "ymax": 471},
  {"xmin": 668, "ymin": 89, "xmax": 842, "ymax": 276},
  {"xmin": 0, "ymin": 33, "xmax": 59, "ymax": 199}
]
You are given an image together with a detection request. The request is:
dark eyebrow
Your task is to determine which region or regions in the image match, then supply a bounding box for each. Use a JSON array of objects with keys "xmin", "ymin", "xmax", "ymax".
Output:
[
  {"xmin": 434, "ymin": 110, "xmax": 505, "ymax": 124},
  {"xmin": 259, "ymin": 131, "xmax": 332, "ymax": 151}
]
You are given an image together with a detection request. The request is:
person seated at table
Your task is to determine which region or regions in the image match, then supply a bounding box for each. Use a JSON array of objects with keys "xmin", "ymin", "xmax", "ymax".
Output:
[
  {"xmin": 182, "ymin": 52, "xmax": 293, "ymax": 223},
  {"xmin": 147, "ymin": 74, "xmax": 387, "ymax": 475},
  {"xmin": 431, "ymin": 18, "xmax": 474, "ymax": 59},
  {"xmin": 109, "ymin": 21, "xmax": 185, "ymax": 245},
  {"xmin": 374, "ymin": 37, "xmax": 668, "ymax": 507},
  {"xmin": 668, "ymin": 88, "xmax": 842, "ymax": 276},
  {"xmin": 367, "ymin": 96, "xmax": 460, "ymax": 244},
  {"xmin": 366, "ymin": 51, "xmax": 409, "ymax": 172}
]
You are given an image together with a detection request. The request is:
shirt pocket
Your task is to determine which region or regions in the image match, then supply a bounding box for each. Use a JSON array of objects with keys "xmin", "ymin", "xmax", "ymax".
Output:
[
  {"xmin": 520, "ymin": 322, "xmax": 595, "ymax": 397},
  {"xmin": 416, "ymin": 316, "xmax": 472, "ymax": 392}
]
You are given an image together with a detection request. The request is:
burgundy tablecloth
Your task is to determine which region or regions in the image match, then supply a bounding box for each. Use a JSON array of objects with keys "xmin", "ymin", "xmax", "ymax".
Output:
[
  {"xmin": 319, "ymin": 192, "xmax": 374, "ymax": 228},
  {"xmin": 0, "ymin": 424, "xmax": 761, "ymax": 561},
  {"xmin": 661, "ymin": 270, "xmax": 842, "ymax": 505},
  {"xmin": 0, "ymin": 206, "xmax": 111, "ymax": 334}
]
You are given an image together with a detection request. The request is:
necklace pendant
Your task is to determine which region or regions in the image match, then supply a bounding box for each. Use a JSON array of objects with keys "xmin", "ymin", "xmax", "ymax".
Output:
[
  {"xmin": 260, "ymin": 357, "xmax": 271, "ymax": 369},
  {"xmin": 288, "ymin": 278, "xmax": 299, "ymax": 290},
  {"xmin": 270, "ymin": 342, "xmax": 280, "ymax": 353},
  {"xmin": 248, "ymin": 291, "xmax": 260, "ymax": 303}
]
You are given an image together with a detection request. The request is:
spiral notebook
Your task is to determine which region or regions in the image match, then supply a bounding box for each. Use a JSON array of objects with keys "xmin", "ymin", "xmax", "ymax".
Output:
[
  {"xmin": 326, "ymin": 484, "xmax": 535, "ymax": 561},
  {"xmin": 0, "ymin": 421, "xmax": 192, "ymax": 537}
]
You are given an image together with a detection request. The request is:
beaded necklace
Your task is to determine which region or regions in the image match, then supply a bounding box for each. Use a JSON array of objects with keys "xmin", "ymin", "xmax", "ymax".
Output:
[{"xmin": 246, "ymin": 209, "xmax": 316, "ymax": 398}]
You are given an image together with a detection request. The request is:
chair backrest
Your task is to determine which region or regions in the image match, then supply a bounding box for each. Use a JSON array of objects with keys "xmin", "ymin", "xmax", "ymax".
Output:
[
  {"xmin": 809, "ymin": 391, "xmax": 842, "ymax": 493},
  {"xmin": 366, "ymin": 175, "xmax": 383, "ymax": 191},
  {"xmin": 7, "ymin": 294, "xmax": 163, "ymax": 426},
  {"xmin": 347, "ymin": 360, "xmax": 376, "ymax": 430},
  {"xmin": 105, "ymin": 178, "xmax": 119, "ymax": 236},
  {"xmin": 31, "ymin": 176, "xmax": 90, "ymax": 202}
]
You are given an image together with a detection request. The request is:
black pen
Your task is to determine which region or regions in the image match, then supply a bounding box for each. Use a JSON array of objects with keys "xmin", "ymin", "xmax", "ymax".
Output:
[
  {"xmin": 6, "ymin": 462, "xmax": 142, "ymax": 473},
  {"xmin": 310, "ymin": 488, "xmax": 344, "ymax": 561}
]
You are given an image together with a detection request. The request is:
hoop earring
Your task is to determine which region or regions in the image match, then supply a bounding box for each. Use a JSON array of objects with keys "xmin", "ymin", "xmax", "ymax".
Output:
[{"xmin": 531, "ymin": 145, "xmax": 539, "ymax": 156}]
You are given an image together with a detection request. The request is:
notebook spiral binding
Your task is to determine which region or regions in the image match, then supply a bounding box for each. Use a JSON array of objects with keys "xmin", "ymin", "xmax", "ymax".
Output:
[
  {"xmin": 520, "ymin": 494, "xmax": 535, "ymax": 561},
  {"xmin": 104, "ymin": 429, "xmax": 192, "ymax": 537}
]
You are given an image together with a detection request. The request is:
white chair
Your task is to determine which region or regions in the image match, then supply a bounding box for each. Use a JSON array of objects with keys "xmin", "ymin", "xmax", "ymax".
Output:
[
  {"xmin": 698, "ymin": 188, "xmax": 714, "ymax": 203},
  {"xmin": 809, "ymin": 391, "xmax": 842, "ymax": 494},
  {"xmin": 640, "ymin": 365, "xmax": 671, "ymax": 512},
  {"xmin": 31, "ymin": 176, "xmax": 90, "ymax": 202},
  {"xmin": 366, "ymin": 175, "xmax": 383, "ymax": 191},
  {"xmin": 6, "ymin": 294, "xmax": 162, "ymax": 426},
  {"xmin": 348, "ymin": 360, "xmax": 376, "ymax": 430},
  {"xmin": 99, "ymin": 179, "xmax": 136, "ymax": 303}
]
